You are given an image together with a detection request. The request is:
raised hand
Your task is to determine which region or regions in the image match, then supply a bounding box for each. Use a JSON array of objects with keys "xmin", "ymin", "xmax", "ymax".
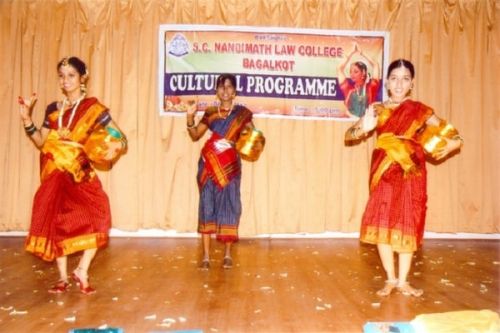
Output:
[
  {"xmin": 354, "ymin": 43, "xmax": 360, "ymax": 54},
  {"xmin": 185, "ymin": 99, "xmax": 198, "ymax": 116},
  {"xmin": 361, "ymin": 104, "xmax": 378, "ymax": 132},
  {"xmin": 18, "ymin": 93, "xmax": 37, "ymax": 124}
]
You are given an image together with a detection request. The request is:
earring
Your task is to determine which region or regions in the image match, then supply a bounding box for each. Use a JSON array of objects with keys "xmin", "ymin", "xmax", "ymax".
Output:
[
  {"xmin": 80, "ymin": 83, "xmax": 87, "ymax": 94},
  {"xmin": 407, "ymin": 86, "xmax": 413, "ymax": 96}
]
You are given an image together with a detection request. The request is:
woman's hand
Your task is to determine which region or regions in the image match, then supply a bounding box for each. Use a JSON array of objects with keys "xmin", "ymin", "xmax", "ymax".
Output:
[
  {"xmin": 104, "ymin": 141, "xmax": 123, "ymax": 161},
  {"xmin": 361, "ymin": 104, "xmax": 378, "ymax": 132},
  {"xmin": 185, "ymin": 99, "xmax": 197, "ymax": 117},
  {"xmin": 18, "ymin": 93, "xmax": 37, "ymax": 124},
  {"xmin": 352, "ymin": 43, "xmax": 360, "ymax": 56},
  {"xmin": 434, "ymin": 137, "xmax": 462, "ymax": 160}
]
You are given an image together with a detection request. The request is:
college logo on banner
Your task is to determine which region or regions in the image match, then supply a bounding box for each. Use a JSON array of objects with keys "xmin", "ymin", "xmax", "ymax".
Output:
[{"xmin": 159, "ymin": 25, "xmax": 389, "ymax": 121}]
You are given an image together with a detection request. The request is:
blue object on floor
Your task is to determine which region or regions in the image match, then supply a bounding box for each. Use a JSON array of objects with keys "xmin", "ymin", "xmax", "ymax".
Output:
[
  {"xmin": 363, "ymin": 322, "xmax": 415, "ymax": 333},
  {"xmin": 69, "ymin": 329, "xmax": 124, "ymax": 333}
]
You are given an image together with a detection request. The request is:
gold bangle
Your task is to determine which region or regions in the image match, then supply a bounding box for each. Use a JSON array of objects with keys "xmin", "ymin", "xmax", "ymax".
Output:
[{"xmin": 452, "ymin": 134, "xmax": 464, "ymax": 146}]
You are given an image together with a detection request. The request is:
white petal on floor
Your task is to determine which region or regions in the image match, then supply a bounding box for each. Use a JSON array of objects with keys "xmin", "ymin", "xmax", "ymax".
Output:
[
  {"xmin": 440, "ymin": 278, "xmax": 450, "ymax": 283},
  {"xmin": 162, "ymin": 318, "xmax": 176, "ymax": 324},
  {"xmin": 64, "ymin": 315, "xmax": 76, "ymax": 322},
  {"xmin": 440, "ymin": 279, "xmax": 455, "ymax": 287},
  {"xmin": 9, "ymin": 309, "xmax": 28, "ymax": 315},
  {"xmin": 144, "ymin": 314, "xmax": 157, "ymax": 320},
  {"xmin": 259, "ymin": 286, "xmax": 274, "ymax": 293},
  {"xmin": 479, "ymin": 284, "xmax": 488, "ymax": 294}
]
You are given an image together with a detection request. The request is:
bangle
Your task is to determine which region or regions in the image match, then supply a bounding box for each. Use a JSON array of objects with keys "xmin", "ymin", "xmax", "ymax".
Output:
[
  {"xmin": 24, "ymin": 123, "xmax": 37, "ymax": 136},
  {"xmin": 452, "ymin": 134, "xmax": 464, "ymax": 146},
  {"xmin": 120, "ymin": 137, "xmax": 128, "ymax": 149},
  {"xmin": 186, "ymin": 122, "xmax": 195, "ymax": 129}
]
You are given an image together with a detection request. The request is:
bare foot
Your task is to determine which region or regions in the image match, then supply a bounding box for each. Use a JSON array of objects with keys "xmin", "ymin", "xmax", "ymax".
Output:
[
  {"xmin": 397, "ymin": 282, "xmax": 423, "ymax": 297},
  {"xmin": 376, "ymin": 279, "xmax": 398, "ymax": 297},
  {"xmin": 222, "ymin": 256, "xmax": 233, "ymax": 269}
]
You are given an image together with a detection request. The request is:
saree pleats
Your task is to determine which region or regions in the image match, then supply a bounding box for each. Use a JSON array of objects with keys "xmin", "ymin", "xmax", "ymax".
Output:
[{"xmin": 25, "ymin": 98, "xmax": 118, "ymax": 261}]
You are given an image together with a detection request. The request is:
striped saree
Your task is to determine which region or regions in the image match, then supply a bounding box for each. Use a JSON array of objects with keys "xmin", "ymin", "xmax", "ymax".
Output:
[
  {"xmin": 360, "ymin": 100, "xmax": 434, "ymax": 252},
  {"xmin": 196, "ymin": 105, "xmax": 252, "ymax": 243},
  {"xmin": 25, "ymin": 98, "xmax": 122, "ymax": 261}
]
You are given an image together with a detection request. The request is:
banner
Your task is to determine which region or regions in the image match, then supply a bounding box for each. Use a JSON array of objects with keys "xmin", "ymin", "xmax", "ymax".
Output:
[{"xmin": 159, "ymin": 25, "xmax": 389, "ymax": 120}]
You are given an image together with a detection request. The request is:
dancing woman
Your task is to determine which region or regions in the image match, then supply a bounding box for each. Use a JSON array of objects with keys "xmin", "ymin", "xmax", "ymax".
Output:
[
  {"xmin": 345, "ymin": 59, "xmax": 463, "ymax": 297},
  {"xmin": 186, "ymin": 74, "xmax": 255, "ymax": 270},
  {"xmin": 338, "ymin": 43, "xmax": 381, "ymax": 118},
  {"xmin": 19, "ymin": 56, "xmax": 127, "ymax": 294}
]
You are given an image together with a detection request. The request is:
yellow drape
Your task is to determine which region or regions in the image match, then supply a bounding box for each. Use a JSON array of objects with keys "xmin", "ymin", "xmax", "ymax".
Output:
[{"xmin": 0, "ymin": 0, "xmax": 498, "ymax": 234}]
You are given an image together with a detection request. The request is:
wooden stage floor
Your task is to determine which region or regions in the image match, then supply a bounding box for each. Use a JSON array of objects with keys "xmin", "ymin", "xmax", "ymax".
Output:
[{"xmin": 0, "ymin": 237, "xmax": 498, "ymax": 332}]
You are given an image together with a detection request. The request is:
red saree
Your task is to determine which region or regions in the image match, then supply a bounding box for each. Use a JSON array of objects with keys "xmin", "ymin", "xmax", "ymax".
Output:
[
  {"xmin": 360, "ymin": 100, "xmax": 433, "ymax": 252},
  {"xmin": 199, "ymin": 132, "xmax": 240, "ymax": 190},
  {"xmin": 197, "ymin": 106, "xmax": 253, "ymax": 191},
  {"xmin": 25, "ymin": 98, "xmax": 120, "ymax": 261}
]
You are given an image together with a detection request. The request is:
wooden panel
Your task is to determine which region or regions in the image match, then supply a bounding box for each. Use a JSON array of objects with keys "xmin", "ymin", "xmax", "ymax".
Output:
[{"xmin": 0, "ymin": 237, "xmax": 498, "ymax": 332}]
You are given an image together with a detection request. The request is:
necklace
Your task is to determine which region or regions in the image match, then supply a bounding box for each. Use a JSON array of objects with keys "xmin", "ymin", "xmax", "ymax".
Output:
[
  {"xmin": 355, "ymin": 84, "xmax": 365, "ymax": 99},
  {"xmin": 217, "ymin": 102, "xmax": 233, "ymax": 119},
  {"xmin": 385, "ymin": 97, "xmax": 408, "ymax": 107},
  {"xmin": 349, "ymin": 85, "xmax": 367, "ymax": 117},
  {"xmin": 57, "ymin": 95, "xmax": 85, "ymax": 139}
]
